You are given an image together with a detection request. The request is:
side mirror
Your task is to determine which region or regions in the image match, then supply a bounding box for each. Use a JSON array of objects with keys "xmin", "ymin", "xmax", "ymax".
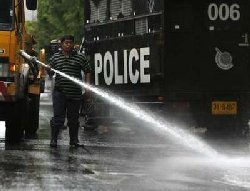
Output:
[{"xmin": 26, "ymin": 0, "xmax": 37, "ymax": 10}]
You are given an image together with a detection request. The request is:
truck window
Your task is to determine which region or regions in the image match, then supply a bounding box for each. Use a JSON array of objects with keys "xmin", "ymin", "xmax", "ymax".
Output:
[{"xmin": 0, "ymin": 0, "xmax": 13, "ymax": 30}]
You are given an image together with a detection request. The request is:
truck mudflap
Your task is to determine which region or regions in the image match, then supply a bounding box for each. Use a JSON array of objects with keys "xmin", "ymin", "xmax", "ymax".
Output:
[{"xmin": 0, "ymin": 81, "xmax": 12, "ymax": 101}]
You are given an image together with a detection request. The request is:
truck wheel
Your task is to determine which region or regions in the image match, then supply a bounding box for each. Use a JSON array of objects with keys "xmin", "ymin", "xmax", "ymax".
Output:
[
  {"xmin": 5, "ymin": 101, "xmax": 25, "ymax": 143},
  {"xmin": 24, "ymin": 94, "xmax": 40, "ymax": 138}
]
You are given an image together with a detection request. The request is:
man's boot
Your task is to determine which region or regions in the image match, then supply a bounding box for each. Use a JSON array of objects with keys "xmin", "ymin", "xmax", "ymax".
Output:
[
  {"xmin": 69, "ymin": 126, "xmax": 83, "ymax": 148},
  {"xmin": 50, "ymin": 125, "xmax": 59, "ymax": 147}
]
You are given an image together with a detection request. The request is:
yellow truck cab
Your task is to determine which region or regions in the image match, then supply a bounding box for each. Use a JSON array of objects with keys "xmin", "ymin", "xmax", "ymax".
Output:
[{"xmin": 0, "ymin": 0, "xmax": 44, "ymax": 143}]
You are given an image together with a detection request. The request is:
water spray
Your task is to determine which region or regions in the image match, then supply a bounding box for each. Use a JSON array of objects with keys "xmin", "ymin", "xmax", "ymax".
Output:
[{"xmin": 20, "ymin": 50, "xmax": 223, "ymax": 158}]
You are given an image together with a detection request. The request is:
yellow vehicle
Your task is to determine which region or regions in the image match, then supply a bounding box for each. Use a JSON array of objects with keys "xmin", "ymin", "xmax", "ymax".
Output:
[{"xmin": 0, "ymin": 0, "xmax": 45, "ymax": 143}]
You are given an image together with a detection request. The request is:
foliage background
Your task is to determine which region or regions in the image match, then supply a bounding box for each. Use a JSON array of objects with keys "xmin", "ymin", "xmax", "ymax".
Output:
[{"xmin": 26, "ymin": 0, "xmax": 85, "ymax": 49}]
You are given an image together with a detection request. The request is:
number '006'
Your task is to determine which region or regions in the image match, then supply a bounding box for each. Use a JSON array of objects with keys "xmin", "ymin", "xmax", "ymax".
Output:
[{"xmin": 208, "ymin": 3, "xmax": 240, "ymax": 21}]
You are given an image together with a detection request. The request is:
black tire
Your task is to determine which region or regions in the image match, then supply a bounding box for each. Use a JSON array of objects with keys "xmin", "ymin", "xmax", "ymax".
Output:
[
  {"xmin": 5, "ymin": 101, "xmax": 25, "ymax": 143},
  {"xmin": 24, "ymin": 94, "xmax": 40, "ymax": 138}
]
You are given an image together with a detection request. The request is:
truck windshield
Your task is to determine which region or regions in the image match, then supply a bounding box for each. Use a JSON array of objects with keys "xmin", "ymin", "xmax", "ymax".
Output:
[{"xmin": 0, "ymin": 0, "xmax": 14, "ymax": 30}]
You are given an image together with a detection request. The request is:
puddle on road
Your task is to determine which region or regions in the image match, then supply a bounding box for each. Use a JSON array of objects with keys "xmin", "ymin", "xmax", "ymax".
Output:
[
  {"xmin": 149, "ymin": 155, "xmax": 250, "ymax": 190},
  {"xmin": 18, "ymin": 52, "xmax": 250, "ymax": 190}
]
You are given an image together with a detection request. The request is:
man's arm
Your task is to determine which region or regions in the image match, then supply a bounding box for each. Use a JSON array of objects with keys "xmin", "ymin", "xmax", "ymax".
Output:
[
  {"xmin": 83, "ymin": 72, "xmax": 91, "ymax": 101},
  {"xmin": 46, "ymin": 56, "xmax": 55, "ymax": 76},
  {"xmin": 84, "ymin": 72, "xmax": 91, "ymax": 84},
  {"xmin": 45, "ymin": 64, "xmax": 55, "ymax": 77}
]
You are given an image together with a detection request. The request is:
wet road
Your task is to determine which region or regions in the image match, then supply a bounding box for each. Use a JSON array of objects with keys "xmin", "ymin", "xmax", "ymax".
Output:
[{"xmin": 1, "ymin": 87, "xmax": 250, "ymax": 190}]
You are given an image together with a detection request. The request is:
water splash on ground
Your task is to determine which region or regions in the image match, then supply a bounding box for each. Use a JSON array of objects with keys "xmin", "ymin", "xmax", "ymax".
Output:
[
  {"xmin": 18, "ymin": 51, "xmax": 219, "ymax": 158},
  {"xmin": 51, "ymin": 69, "xmax": 220, "ymax": 158},
  {"xmin": 18, "ymin": 49, "xmax": 250, "ymax": 191}
]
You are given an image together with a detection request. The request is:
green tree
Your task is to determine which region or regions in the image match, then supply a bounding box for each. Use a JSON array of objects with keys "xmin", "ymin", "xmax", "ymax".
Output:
[{"xmin": 26, "ymin": 0, "xmax": 85, "ymax": 48}]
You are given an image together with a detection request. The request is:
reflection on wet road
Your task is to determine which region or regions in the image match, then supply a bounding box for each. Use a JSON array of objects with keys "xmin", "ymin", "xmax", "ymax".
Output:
[{"xmin": 0, "ymin": 90, "xmax": 250, "ymax": 190}]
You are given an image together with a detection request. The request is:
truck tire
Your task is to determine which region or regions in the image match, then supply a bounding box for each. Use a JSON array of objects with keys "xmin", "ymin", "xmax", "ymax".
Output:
[
  {"xmin": 5, "ymin": 101, "xmax": 25, "ymax": 143},
  {"xmin": 24, "ymin": 94, "xmax": 40, "ymax": 138}
]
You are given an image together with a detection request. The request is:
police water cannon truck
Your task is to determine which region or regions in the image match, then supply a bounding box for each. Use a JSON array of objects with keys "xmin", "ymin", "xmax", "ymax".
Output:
[
  {"xmin": 0, "ymin": 0, "xmax": 45, "ymax": 143},
  {"xmin": 83, "ymin": 0, "xmax": 250, "ymax": 135}
]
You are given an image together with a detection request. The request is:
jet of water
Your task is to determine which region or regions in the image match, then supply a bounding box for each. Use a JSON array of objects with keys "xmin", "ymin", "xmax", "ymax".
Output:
[
  {"xmin": 20, "ymin": 50, "xmax": 221, "ymax": 158},
  {"xmin": 58, "ymin": 71, "xmax": 220, "ymax": 158}
]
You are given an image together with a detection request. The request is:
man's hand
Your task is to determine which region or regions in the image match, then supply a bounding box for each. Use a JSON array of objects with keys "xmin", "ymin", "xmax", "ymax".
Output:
[
  {"xmin": 46, "ymin": 65, "xmax": 55, "ymax": 76},
  {"xmin": 46, "ymin": 65, "xmax": 52, "ymax": 71}
]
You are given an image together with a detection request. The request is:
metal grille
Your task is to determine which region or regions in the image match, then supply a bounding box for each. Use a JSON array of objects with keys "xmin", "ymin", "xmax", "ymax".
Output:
[
  {"xmin": 121, "ymin": 0, "xmax": 132, "ymax": 17},
  {"xmin": 90, "ymin": 0, "xmax": 107, "ymax": 23},
  {"xmin": 110, "ymin": 0, "xmax": 120, "ymax": 19},
  {"xmin": 110, "ymin": 0, "xmax": 132, "ymax": 19},
  {"xmin": 135, "ymin": 18, "xmax": 148, "ymax": 35}
]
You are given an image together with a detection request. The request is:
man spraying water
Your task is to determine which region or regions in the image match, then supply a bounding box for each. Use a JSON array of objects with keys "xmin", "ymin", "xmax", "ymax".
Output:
[
  {"xmin": 20, "ymin": 48, "xmax": 220, "ymax": 158},
  {"xmin": 45, "ymin": 35, "xmax": 92, "ymax": 148}
]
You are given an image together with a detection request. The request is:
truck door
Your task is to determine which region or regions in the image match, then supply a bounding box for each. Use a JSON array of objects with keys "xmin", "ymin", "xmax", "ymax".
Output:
[
  {"xmin": 165, "ymin": 0, "xmax": 250, "ymax": 134},
  {"xmin": 200, "ymin": 0, "xmax": 250, "ymax": 91},
  {"xmin": 165, "ymin": 0, "xmax": 250, "ymax": 92}
]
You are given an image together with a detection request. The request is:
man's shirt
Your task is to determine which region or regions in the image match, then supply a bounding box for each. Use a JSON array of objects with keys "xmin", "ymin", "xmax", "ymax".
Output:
[{"xmin": 49, "ymin": 51, "xmax": 91, "ymax": 100}]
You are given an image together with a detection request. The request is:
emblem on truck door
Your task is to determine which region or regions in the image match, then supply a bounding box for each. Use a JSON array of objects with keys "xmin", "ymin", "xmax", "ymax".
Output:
[
  {"xmin": 0, "ymin": 49, "xmax": 5, "ymax": 54},
  {"xmin": 215, "ymin": 47, "xmax": 233, "ymax": 70}
]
